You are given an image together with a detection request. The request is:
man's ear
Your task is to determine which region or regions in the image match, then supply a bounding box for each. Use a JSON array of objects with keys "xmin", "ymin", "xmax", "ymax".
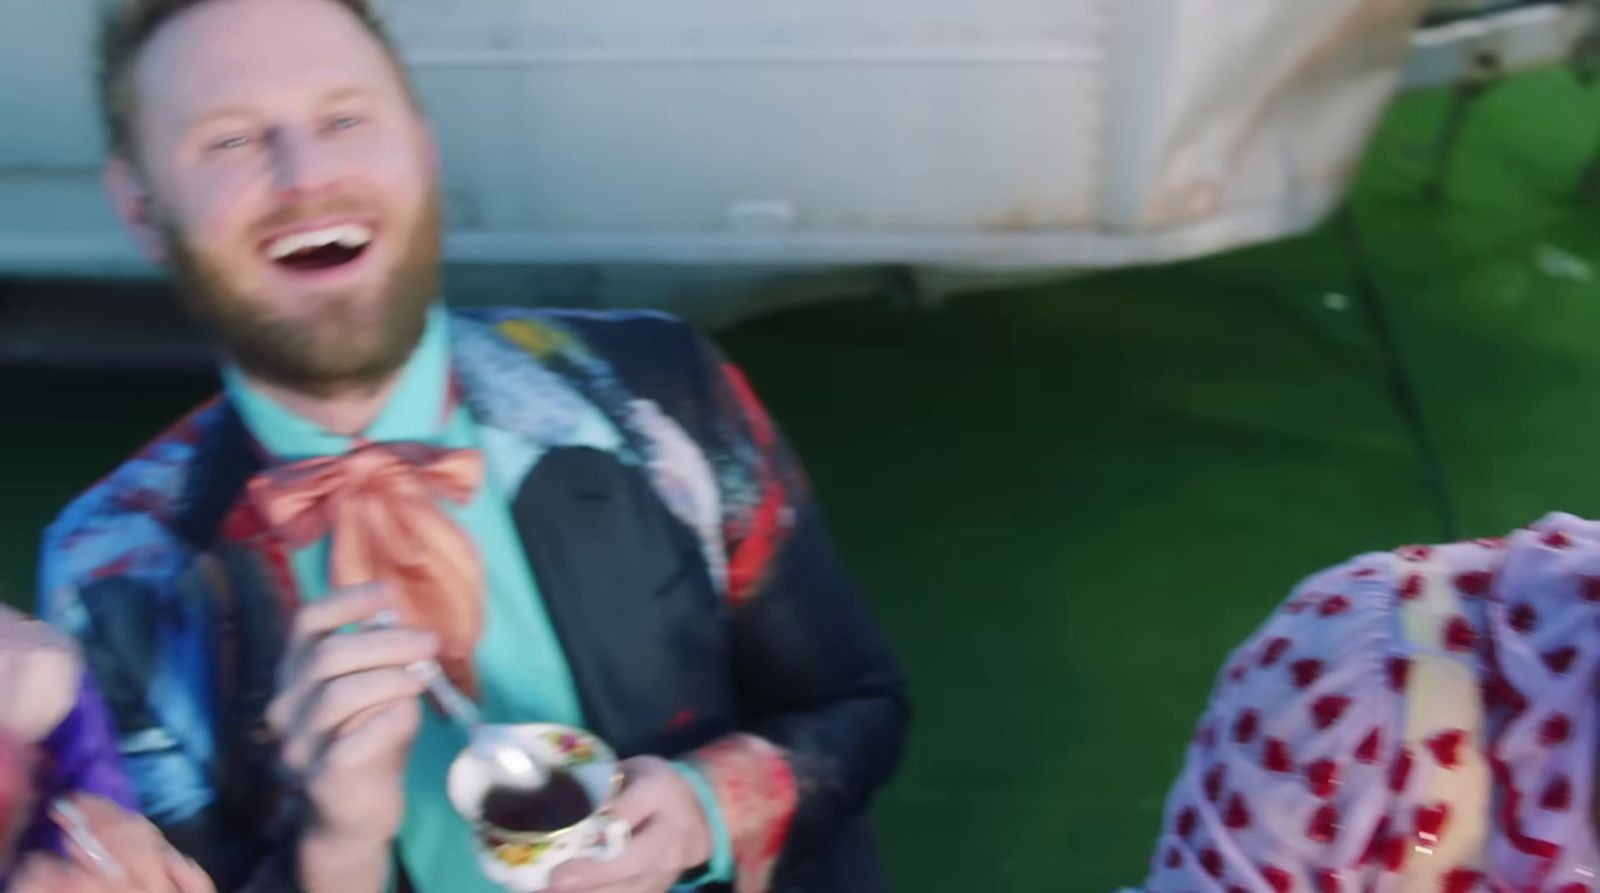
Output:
[{"xmin": 105, "ymin": 157, "xmax": 169, "ymax": 264}]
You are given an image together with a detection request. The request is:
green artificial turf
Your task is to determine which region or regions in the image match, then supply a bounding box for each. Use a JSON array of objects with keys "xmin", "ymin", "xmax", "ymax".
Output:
[{"xmin": 719, "ymin": 68, "xmax": 1600, "ymax": 890}]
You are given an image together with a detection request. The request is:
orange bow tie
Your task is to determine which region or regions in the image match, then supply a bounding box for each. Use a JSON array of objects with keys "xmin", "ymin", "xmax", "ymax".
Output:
[{"xmin": 248, "ymin": 441, "xmax": 486, "ymax": 696}]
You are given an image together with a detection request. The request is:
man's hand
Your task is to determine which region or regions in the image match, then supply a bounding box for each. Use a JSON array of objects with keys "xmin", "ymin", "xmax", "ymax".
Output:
[
  {"xmin": 265, "ymin": 584, "xmax": 437, "ymax": 892},
  {"xmin": 547, "ymin": 757, "xmax": 715, "ymax": 893},
  {"xmin": 9, "ymin": 794, "xmax": 215, "ymax": 893}
]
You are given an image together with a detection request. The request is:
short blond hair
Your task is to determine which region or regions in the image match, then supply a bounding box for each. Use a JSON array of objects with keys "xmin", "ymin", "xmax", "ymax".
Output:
[{"xmin": 95, "ymin": 0, "xmax": 407, "ymax": 158}]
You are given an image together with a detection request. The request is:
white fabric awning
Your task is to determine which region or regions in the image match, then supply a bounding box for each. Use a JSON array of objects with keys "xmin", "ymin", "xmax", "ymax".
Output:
[{"xmin": 0, "ymin": 0, "xmax": 1586, "ymax": 277}]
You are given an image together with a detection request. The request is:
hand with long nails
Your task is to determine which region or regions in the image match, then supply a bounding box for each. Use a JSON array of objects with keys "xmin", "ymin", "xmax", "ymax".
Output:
[{"xmin": 8, "ymin": 795, "xmax": 214, "ymax": 893}]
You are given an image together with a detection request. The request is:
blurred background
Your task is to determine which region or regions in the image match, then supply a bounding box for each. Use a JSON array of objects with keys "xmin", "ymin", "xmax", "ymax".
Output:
[{"xmin": 5, "ymin": 0, "xmax": 1600, "ymax": 888}]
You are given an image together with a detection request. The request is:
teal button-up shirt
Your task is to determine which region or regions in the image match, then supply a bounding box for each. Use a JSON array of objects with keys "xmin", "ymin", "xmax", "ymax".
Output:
[{"xmin": 224, "ymin": 306, "xmax": 732, "ymax": 891}]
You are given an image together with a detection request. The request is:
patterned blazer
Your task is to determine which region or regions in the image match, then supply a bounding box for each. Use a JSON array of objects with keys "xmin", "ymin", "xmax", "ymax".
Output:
[{"xmin": 38, "ymin": 308, "xmax": 910, "ymax": 892}]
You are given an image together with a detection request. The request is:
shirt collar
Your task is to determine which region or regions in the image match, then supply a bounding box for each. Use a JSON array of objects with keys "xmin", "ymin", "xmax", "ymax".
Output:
[{"xmin": 224, "ymin": 304, "xmax": 454, "ymax": 460}]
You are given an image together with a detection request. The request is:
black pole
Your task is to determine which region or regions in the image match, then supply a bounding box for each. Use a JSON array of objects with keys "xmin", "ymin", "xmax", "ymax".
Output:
[{"xmin": 1337, "ymin": 206, "xmax": 1462, "ymax": 540}]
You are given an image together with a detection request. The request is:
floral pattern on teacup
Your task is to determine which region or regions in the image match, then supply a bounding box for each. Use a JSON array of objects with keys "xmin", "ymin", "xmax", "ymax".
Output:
[
  {"xmin": 546, "ymin": 731, "xmax": 596, "ymax": 765},
  {"xmin": 490, "ymin": 837, "xmax": 555, "ymax": 867}
]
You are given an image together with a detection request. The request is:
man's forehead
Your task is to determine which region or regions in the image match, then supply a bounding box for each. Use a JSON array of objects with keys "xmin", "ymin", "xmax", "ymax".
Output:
[{"xmin": 135, "ymin": 0, "xmax": 399, "ymax": 120}]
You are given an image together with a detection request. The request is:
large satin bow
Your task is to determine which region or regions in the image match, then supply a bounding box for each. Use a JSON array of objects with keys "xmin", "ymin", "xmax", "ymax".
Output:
[{"xmin": 248, "ymin": 441, "xmax": 486, "ymax": 696}]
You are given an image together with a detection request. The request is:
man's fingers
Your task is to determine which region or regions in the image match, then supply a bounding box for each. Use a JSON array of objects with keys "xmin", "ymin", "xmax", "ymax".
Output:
[
  {"xmin": 267, "ymin": 629, "xmax": 436, "ymax": 740},
  {"xmin": 309, "ymin": 670, "xmax": 426, "ymax": 738},
  {"xmin": 315, "ymin": 698, "xmax": 421, "ymax": 775},
  {"xmin": 546, "ymin": 822, "xmax": 668, "ymax": 893},
  {"xmin": 279, "ymin": 669, "xmax": 424, "ymax": 772},
  {"xmin": 300, "ymin": 629, "xmax": 438, "ymax": 686},
  {"xmin": 606, "ymin": 778, "xmax": 664, "ymax": 831},
  {"xmin": 547, "ymin": 758, "xmax": 672, "ymax": 891},
  {"xmin": 276, "ymin": 584, "xmax": 397, "ymax": 686},
  {"xmin": 286, "ymin": 584, "xmax": 394, "ymax": 643}
]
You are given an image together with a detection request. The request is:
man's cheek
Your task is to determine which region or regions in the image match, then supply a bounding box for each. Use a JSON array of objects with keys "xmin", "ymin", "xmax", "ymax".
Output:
[{"xmin": 181, "ymin": 218, "xmax": 250, "ymax": 273}]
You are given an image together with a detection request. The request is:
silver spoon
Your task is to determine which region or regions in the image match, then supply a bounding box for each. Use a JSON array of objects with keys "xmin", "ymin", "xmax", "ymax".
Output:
[
  {"xmin": 361, "ymin": 609, "xmax": 545, "ymax": 787},
  {"xmin": 406, "ymin": 658, "xmax": 546, "ymax": 787}
]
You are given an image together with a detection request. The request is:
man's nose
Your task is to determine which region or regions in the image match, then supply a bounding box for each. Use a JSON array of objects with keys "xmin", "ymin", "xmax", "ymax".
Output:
[{"xmin": 268, "ymin": 126, "xmax": 340, "ymax": 197}]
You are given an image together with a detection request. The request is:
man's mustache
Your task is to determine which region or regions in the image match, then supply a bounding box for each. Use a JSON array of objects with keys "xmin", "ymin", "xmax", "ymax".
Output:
[{"xmin": 253, "ymin": 198, "xmax": 376, "ymax": 236}]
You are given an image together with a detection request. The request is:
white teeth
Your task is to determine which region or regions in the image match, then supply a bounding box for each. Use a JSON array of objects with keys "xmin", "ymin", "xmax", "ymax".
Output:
[{"xmin": 266, "ymin": 224, "xmax": 374, "ymax": 260}]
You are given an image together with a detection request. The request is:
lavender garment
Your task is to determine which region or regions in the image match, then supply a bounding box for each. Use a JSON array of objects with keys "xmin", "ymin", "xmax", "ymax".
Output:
[
  {"xmin": 1137, "ymin": 512, "xmax": 1600, "ymax": 892},
  {"xmin": 3, "ymin": 672, "xmax": 135, "ymax": 881}
]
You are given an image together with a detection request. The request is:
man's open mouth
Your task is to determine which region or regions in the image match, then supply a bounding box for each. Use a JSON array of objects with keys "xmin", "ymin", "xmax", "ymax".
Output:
[{"xmin": 264, "ymin": 223, "xmax": 374, "ymax": 272}]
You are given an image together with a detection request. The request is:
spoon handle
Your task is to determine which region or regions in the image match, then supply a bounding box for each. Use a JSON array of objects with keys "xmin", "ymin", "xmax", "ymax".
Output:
[
  {"xmin": 409, "ymin": 659, "xmax": 482, "ymax": 732},
  {"xmin": 360, "ymin": 610, "xmax": 482, "ymax": 732}
]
